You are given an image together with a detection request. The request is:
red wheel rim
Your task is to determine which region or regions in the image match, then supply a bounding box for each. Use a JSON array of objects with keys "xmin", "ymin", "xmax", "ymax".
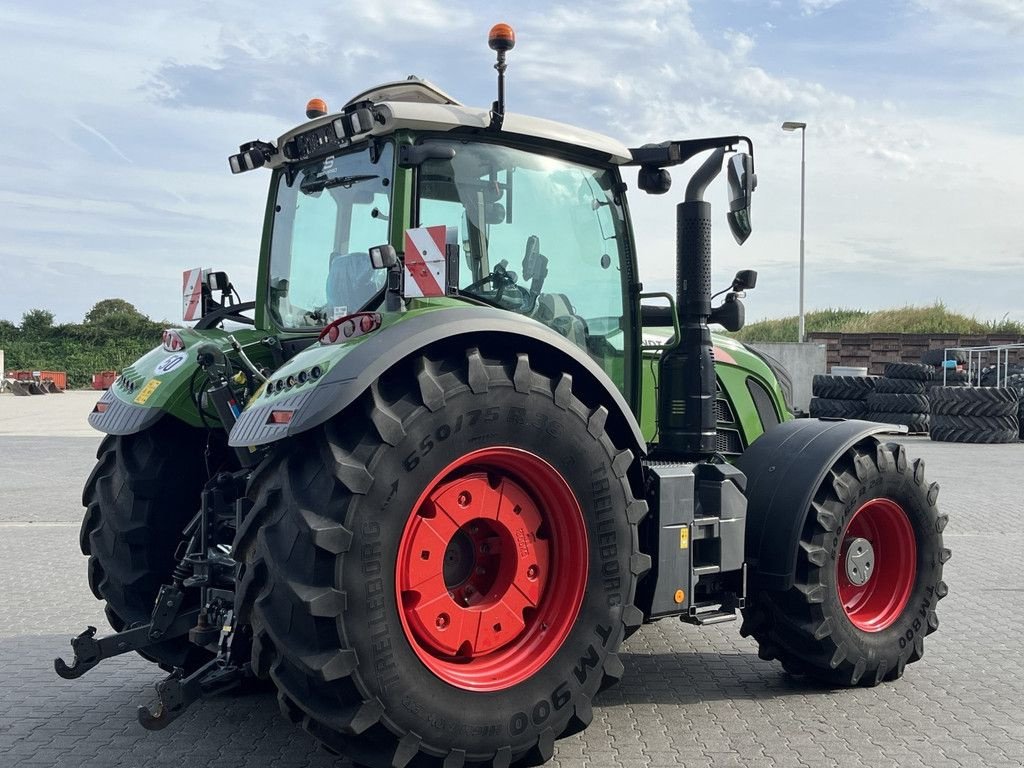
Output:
[
  {"xmin": 396, "ymin": 447, "xmax": 588, "ymax": 691},
  {"xmin": 837, "ymin": 498, "xmax": 917, "ymax": 632}
]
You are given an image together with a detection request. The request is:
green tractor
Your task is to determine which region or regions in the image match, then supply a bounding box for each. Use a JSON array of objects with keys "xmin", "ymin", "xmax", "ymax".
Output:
[{"xmin": 58, "ymin": 24, "xmax": 948, "ymax": 767}]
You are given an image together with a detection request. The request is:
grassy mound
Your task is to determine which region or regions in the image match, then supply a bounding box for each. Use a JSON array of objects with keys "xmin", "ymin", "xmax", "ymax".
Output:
[{"xmin": 735, "ymin": 302, "xmax": 1024, "ymax": 342}]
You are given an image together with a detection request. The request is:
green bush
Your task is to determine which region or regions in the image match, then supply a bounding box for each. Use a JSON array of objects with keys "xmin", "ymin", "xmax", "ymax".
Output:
[{"xmin": 1, "ymin": 301, "xmax": 167, "ymax": 388}]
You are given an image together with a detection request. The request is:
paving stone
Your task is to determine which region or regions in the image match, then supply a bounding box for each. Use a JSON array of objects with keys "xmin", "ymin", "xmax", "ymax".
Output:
[{"xmin": 1, "ymin": 436, "xmax": 1022, "ymax": 767}]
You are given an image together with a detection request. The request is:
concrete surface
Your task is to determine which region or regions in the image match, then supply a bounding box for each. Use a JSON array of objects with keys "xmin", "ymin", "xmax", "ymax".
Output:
[
  {"xmin": 0, "ymin": 390, "xmax": 101, "ymax": 438},
  {"xmin": 0, "ymin": 400, "xmax": 1022, "ymax": 767},
  {"xmin": 748, "ymin": 342, "xmax": 828, "ymax": 413}
]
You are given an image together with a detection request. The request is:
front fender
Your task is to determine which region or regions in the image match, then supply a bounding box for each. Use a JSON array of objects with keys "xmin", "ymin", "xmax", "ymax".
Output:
[
  {"xmin": 87, "ymin": 328, "xmax": 272, "ymax": 435},
  {"xmin": 734, "ymin": 418, "xmax": 908, "ymax": 592},
  {"xmin": 229, "ymin": 306, "xmax": 646, "ymax": 455}
]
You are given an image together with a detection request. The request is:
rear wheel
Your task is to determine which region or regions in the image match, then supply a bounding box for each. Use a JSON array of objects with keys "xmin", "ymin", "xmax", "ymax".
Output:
[
  {"xmin": 740, "ymin": 440, "xmax": 949, "ymax": 686},
  {"xmin": 235, "ymin": 347, "xmax": 648, "ymax": 767},
  {"xmin": 80, "ymin": 418, "xmax": 213, "ymax": 670}
]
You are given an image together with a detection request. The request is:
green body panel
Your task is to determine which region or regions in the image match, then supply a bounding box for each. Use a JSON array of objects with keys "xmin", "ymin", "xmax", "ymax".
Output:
[
  {"xmin": 110, "ymin": 328, "xmax": 275, "ymax": 427},
  {"xmin": 253, "ymin": 298, "xmax": 467, "ymax": 408},
  {"xmin": 638, "ymin": 330, "xmax": 791, "ymax": 446}
]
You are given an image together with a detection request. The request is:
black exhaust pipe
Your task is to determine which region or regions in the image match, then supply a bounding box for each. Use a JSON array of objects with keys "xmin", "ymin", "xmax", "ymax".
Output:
[{"xmin": 656, "ymin": 149, "xmax": 724, "ymax": 459}]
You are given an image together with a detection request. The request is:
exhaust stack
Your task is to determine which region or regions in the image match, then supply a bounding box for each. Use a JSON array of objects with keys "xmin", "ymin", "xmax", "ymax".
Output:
[{"xmin": 656, "ymin": 149, "xmax": 725, "ymax": 459}]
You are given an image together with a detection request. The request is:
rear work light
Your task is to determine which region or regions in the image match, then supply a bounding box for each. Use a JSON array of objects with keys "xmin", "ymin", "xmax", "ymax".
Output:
[{"xmin": 162, "ymin": 329, "xmax": 186, "ymax": 352}]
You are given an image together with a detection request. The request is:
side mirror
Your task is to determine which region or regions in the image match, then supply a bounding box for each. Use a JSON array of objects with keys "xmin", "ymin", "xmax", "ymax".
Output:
[
  {"xmin": 726, "ymin": 153, "xmax": 756, "ymax": 245},
  {"xmin": 710, "ymin": 293, "xmax": 745, "ymax": 332},
  {"xmin": 206, "ymin": 271, "xmax": 230, "ymax": 293},
  {"xmin": 369, "ymin": 244, "xmax": 398, "ymax": 269},
  {"xmin": 731, "ymin": 269, "xmax": 757, "ymax": 292}
]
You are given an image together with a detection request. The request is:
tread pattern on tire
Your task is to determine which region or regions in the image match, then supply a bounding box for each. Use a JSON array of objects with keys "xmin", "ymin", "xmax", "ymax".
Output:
[
  {"xmin": 812, "ymin": 375, "xmax": 876, "ymax": 400},
  {"xmin": 883, "ymin": 362, "xmax": 932, "ymax": 381},
  {"xmin": 875, "ymin": 378, "xmax": 927, "ymax": 395},
  {"xmin": 739, "ymin": 442, "xmax": 947, "ymax": 687},
  {"xmin": 864, "ymin": 411, "xmax": 930, "ymax": 433},
  {"xmin": 809, "ymin": 397, "xmax": 866, "ymax": 419},
  {"xmin": 234, "ymin": 347, "xmax": 647, "ymax": 768},
  {"xmin": 930, "ymin": 386, "xmax": 1018, "ymax": 417},
  {"xmin": 865, "ymin": 393, "xmax": 929, "ymax": 414},
  {"xmin": 931, "ymin": 414, "xmax": 1018, "ymax": 432}
]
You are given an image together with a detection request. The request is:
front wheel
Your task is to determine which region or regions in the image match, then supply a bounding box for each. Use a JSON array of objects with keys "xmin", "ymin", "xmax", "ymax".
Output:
[
  {"xmin": 740, "ymin": 440, "xmax": 949, "ymax": 686},
  {"xmin": 235, "ymin": 347, "xmax": 649, "ymax": 767}
]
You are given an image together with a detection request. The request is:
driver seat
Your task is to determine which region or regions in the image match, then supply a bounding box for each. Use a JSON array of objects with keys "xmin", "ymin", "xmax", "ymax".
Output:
[
  {"xmin": 325, "ymin": 251, "xmax": 383, "ymax": 313},
  {"xmin": 532, "ymin": 293, "xmax": 588, "ymax": 349}
]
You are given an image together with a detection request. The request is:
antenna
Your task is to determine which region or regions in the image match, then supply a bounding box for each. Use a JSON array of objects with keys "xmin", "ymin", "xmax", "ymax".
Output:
[{"xmin": 488, "ymin": 23, "xmax": 516, "ymax": 130}]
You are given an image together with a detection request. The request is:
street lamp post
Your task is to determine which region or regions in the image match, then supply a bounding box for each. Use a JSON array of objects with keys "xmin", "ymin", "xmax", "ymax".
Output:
[{"xmin": 782, "ymin": 121, "xmax": 807, "ymax": 343}]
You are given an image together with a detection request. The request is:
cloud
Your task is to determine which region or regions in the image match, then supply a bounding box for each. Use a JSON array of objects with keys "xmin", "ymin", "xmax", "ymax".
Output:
[
  {"xmin": 0, "ymin": 0, "xmax": 1022, "ymax": 328},
  {"xmin": 799, "ymin": 0, "xmax": 847, "ymax": 14},
  {"xmin": 913, "ymin": 0, "xmax": 1024, "ymax": 32}
]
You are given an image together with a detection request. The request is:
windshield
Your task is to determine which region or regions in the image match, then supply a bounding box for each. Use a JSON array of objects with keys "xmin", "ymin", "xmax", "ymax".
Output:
[
  {"xmin": 418, "ymin": 139, "xmax": 630, "ymax": 387},
  {"xmin": 268, "ymin": 143, "xmax": 393, "ymax": 328}
]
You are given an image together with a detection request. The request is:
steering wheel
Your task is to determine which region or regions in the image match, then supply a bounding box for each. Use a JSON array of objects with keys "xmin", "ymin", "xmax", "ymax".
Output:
[{"xmin": 464, "ymin": 260, "xmax": 533, "ymax": 311}]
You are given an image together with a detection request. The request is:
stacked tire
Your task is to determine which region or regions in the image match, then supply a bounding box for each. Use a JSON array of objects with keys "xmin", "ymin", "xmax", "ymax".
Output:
[
  {"xmin": 809, "ymin": 374, "xmax": 876, "ymax": 419},
  {"xmin": 866, "ymin": 363, "xmax": 931, "ymax": 434},
  {"xmin": 929, "ymin": 387, "xmax": 1019, "ymax": 444},
  {"xmin": 927, "ymin": 368, "xmax": 970, "ymax": 391},
  {"xmin": 1008, "ymin": 373, "xmax": 1024, "ymax": 439}
]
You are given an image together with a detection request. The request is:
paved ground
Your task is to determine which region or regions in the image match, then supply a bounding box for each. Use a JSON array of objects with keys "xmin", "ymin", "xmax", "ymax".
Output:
[{"xmin": 1, "ymin": 391, "xmax": 1022, "ymax": 767}]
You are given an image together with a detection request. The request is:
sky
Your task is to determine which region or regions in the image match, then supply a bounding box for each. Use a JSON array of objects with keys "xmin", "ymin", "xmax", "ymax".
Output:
[{"xmin": 1, "ymin": 0, "xmax": 1022, "ymax": 327}]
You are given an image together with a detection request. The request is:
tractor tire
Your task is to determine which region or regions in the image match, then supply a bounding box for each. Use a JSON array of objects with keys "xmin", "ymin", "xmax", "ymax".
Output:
[
  {"xmin": 930, "ymin": 414, "xmax": 1018, "ymax": 433},
  {"xmin": 80, "ymin": 418, "xmax": 213, "ymax": 670},
  {"xmin": 865, "ymin": 393, "xmax": 929, "ymax": 414},
  {"xmin": 929, "ymin": 370, "xmax": 969, "ymax": 386},
  {"xmin": 812, "ymin": 375, "xmax": 876, "ymax": 400},
  {"xmin": 235, "ymin": 347, "xmax": 649, "ymax": 768},
  {"xmin": 740, "ymin": 440, "xmax": 948, "ymax": 687},
  {"xmin": 930, "ymin": 387, "xmax": 1018, "ymax": 417},
  {"xmin": 809, "ymin": 397, "xmax": 866, "ymax": 419},
  {"xmin": 864, "ymin": 412, "xmax": 930, "ymax": 434},
  {"xmin": 882, "ymin": 362, "xmax": 932, "ymax": 381},
  {"xmin": 875, "ymin": 378, "xmax": 927, "ymax": 395},
  {"xmin": 929, "ymin": 421, "xmax": 1018, "ymax": 444}
]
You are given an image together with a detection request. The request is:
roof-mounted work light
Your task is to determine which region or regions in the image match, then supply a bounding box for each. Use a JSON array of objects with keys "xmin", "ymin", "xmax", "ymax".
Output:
[{"xmin": 228, "ymin": 140, "xmax": 276, "ymax": 174}]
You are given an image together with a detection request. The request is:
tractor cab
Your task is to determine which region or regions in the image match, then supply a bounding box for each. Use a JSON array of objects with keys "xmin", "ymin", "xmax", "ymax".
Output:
[{"xmin": 232, "ymin": 75, "xmax": 642, "ymax": 396}]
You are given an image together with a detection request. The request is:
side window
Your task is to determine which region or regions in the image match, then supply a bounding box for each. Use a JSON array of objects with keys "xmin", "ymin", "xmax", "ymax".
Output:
[{"xmin": 418, "ymin": 142, "xmax": 629, "ymax": 391}]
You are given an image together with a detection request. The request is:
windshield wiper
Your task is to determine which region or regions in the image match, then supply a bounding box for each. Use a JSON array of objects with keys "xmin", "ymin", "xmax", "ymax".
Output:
[{"xmin": 302, "ymin": 174, "xmax": 379, "ymax": 194}]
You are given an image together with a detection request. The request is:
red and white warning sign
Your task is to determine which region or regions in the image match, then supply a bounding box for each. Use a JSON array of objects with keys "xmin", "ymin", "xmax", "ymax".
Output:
[
  {"xmin": 182, "ymin": 267, "xmax": 204, "ymax": 321},
  {"xmin": 403, "ymin": 226, "xmax": 454, "ymax": 298}
]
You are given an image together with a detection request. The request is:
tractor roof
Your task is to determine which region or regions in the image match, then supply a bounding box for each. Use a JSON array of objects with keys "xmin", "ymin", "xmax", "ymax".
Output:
[{"xmin": 271, "ymin": 77, "xmax": 632, "ymax": 167}]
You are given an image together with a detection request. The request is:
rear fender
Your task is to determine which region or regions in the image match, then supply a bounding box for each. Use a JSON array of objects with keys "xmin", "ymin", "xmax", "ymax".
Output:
[
  {"xmin": 734, "ymin": 418, "xmax": 907, "ymax": 592},
  {"xmin": 229, "ymin": 306, "xmax": 646, "ymax": 458}
]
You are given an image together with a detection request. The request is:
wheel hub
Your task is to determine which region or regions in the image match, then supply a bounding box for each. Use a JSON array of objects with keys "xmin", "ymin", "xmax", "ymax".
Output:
[
  {"xmin": 843, "ymin": 537, "xmax": 874, "ymax": 586},
  {"xmin": 837, "ymin": 498, "xmax": 917, "ymax": 633},
  {"xmin": 399, "ymin": 473, "xmax": 550, "ymax": 658},
  {"xmin": 395, "ymin": 447, "xmax": 588, "ymax": 691}
]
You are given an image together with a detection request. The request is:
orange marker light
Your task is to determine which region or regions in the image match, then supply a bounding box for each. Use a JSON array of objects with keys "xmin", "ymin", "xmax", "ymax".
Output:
[
  {"xmin": 305, "ymin": 98, "xmax": 328, "ymax": 119},
  {"xmin": 488, "ymin": 23, "xmax": 516, "ymax": 51}
]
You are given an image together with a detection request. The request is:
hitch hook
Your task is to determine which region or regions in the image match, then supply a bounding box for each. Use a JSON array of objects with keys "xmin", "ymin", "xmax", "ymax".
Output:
[{"xmin": 54, "ymin": 626, "xmax": 100, "ymax": 680}]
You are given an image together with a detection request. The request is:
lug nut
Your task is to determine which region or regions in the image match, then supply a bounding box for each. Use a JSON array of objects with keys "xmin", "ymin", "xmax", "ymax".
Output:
[
  {"xmin": 527, "ymin": 565, "xmax": 539, "ymax": 580},
  {"xmin": 436, "ymin": 613, "xmax": 449, "ymax": 629},
  {"xmin": 458, "ymin": 492, "xmax": 472, "ymax": 507}
]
